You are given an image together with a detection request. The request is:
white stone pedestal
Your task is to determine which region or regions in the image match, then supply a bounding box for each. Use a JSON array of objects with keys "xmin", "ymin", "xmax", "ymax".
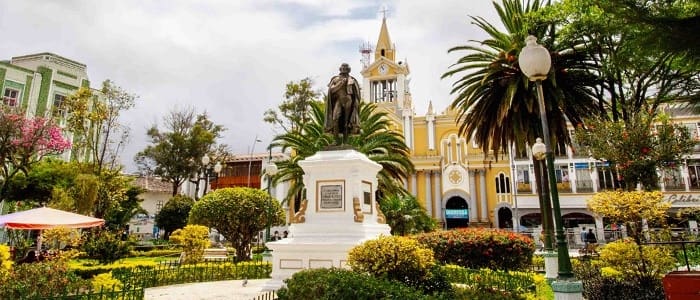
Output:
[
  {"xmin": 262, "ymin": 149, "xmax": 391, "ymax": 290},
  {"xmin": 543, "ymin": 251, "xmax": 559, "ymax": 280}
]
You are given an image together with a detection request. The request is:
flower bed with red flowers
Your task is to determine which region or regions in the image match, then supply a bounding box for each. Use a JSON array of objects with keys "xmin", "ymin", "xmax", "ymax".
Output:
[{"xmin": 413, "ymin": 228, "xmax": 535, "ymax": 271}]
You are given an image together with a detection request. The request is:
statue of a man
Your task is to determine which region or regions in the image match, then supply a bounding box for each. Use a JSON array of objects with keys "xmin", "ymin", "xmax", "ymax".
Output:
[{"xmin": 325, "ymin": 63, "xmax": 361, "ymax": 143}]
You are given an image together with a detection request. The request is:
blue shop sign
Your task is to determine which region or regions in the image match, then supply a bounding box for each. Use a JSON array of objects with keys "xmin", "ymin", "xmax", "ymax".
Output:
[{"xmin": 445, "ymin": 209, "xmax": 469, "ymax": 219}]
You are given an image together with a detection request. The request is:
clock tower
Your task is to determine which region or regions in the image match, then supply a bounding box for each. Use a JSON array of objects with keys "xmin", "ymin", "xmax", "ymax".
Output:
[{"xmin": 360, "ymin": 16, "xmax": 414, "ymax": 149}]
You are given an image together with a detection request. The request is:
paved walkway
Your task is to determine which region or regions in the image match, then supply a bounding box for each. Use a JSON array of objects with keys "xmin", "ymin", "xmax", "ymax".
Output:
[{"xmin": 144, "ymin": 279, "xmax": 272, "ymax": 300}]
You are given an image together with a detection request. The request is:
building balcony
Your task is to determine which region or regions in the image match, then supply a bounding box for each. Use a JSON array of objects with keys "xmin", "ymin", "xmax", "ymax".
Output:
[{"xmin": 211, "ymin": 175, "xmax": 261, "ymax": 190}]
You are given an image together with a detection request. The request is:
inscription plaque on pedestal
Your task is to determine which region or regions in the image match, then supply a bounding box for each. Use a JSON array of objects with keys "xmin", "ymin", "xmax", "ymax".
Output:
[{"xmin": 318, "ymin": 181, "xmax": 344, "ymax": 211}]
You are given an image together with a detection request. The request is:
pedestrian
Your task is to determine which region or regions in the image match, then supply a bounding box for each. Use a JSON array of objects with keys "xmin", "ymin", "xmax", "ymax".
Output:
[
  {"xmin": 585, "ymin": 228, "xmax": 598, "ymax": 254},
  {"xmin": 283, "ymin": 231, "xmax": 288, "ymax": 238},
  {"xmin": 580, "ymin": 227, "xmax": 587, "ymax": 245},
  {"xmin": 273, "ymin": 231, "xmax": 281, "ymax": 241}
]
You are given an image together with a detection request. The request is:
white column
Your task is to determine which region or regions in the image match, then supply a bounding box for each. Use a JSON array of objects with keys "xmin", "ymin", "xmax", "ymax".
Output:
[
  {"xmin": 479, "ymin": 170, "xmax": 488, "ymax": 223},
  {"xmin": 427, "ymin": 116, "xmax": 435, "ymax": 150},
  {"xmin": 425, "ymin": 171, "xmax": 433, "ymax": 217},
  {"xmin": 595, "ymin": 217, "xmax": 605, "ymax": 244},
  {"xmin": 469, "ymin": 170, "xmax": 478, "ymax": 222},
  {"xmin": 433, "ymin": 172, "xmax": 442, "ymax": 221},
  {"xmin": 411, "ymin": 173, "xmax": 417, "ymax": 195}
]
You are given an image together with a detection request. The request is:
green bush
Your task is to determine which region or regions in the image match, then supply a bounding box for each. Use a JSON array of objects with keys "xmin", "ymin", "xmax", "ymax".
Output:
[
  {"xmin": 573, "ymin": 258, "xmax": 664, "ymax": 300},
  {"xmin": 0, "ymin": 258, "xmax": 90, "ymax": 299},
  {"xmin": 130, "ymin": 249, "xmax": 182, "ymax": 258},
  {"xmin": 82, "ymin": 230, "xmax": 133, "ymax": 264},
  {"xmin": 414, "ymin": 228, "xmax": 535, "ymax": 271},
  {"xmin": 348, "ymin": 235, "xmax": 434, "ymax": 280},
  {"xmin": 276, "ymin": 268, "xmax": 427, "ymax": 300}
]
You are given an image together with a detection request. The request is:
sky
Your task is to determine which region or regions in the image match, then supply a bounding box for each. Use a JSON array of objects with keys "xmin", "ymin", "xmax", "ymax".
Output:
[{"xmin": 0, "ymin": 0, "xmax": 501, "ymax": 172}]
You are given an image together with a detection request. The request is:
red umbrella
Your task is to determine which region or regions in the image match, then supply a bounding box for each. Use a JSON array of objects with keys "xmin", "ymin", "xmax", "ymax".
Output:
[{"xmin": 0, "ymin": 207, "xmax": 104, "ymax": 229}]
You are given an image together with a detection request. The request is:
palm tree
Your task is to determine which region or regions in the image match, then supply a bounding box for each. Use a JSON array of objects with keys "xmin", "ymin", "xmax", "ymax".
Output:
[
  {"xmin": 270, "ymin": 100, "xmax": 414, "ymax": 209},
  {"xmin": 441, "ymin": 0, "xmax": 599, "ymax": 246},
  {"xmin": 441, "ymin": 0, "xmax": 599, "ymax": 156}
]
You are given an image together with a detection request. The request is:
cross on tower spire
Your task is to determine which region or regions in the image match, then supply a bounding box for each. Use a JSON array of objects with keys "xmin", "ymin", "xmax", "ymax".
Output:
[{"xmin": 379, "ymin": 5, "xmax": 388, "ymax": 19}]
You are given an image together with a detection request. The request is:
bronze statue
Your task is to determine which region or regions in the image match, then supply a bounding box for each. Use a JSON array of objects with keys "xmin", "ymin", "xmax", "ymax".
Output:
[{"xmin": 325, "ymin": 63, "xmax": 361, "ymax": 144}]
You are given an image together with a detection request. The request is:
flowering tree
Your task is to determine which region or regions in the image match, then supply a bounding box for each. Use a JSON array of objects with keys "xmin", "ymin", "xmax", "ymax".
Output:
[
  {"xmin": 575, "ymin": 113, "xmax": 695, "ymax": 190},
  {"xmin": 0, "ymin": 109, "xmax": 71, "ymax": 201}
]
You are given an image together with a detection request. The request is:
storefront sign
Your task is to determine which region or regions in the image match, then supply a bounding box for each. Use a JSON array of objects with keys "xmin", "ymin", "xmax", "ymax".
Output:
[
  {"xmin": 445, "ymin": 209, "xmax": 469, "ymax": 219},
  {"xmin": 666, "ymin": 194, "xmax": 700, "ymax": 205}
]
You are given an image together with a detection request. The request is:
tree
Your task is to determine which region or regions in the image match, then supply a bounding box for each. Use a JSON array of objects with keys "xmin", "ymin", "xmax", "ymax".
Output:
[
  {"xmin": 2, "ymin": 159, "xmax": 80, "ymax": 204},
  {"xmin": 441, "ymin": 0, "xmax": 599, "ymax": 157},
  {"xmin": 0, "ymin": 109, "xmax": 72, "ymax": 201},
  {"xmin": 271, "ymin": 101, "xmax": 414, "ymax": 208},
  {"xmin": 575, "ymin": 113, "xmax": 695, "ymax": 190},
  {"xmin": 135, "ymin": 107, "xmax": 224, "ymax": 196},
  {"xmin": 588, "ymin": 190, "xmax": 670, "ymax": 242},
  {"xmin": 379, "ymin": 194, "xmax": 436, "ymax": 236},
  {"xmin": 539, "ymin": 0, "xmax": 700, "ymax": 122},
  {"xmin": 188, "ymin": 187, "xmax": 285, "ymax": 261},
  {"xmin": 264, "ymin": 78, "xmax": 320, "ymax": 134},
  {"xmin": 156, "ymin": 195, "xmax": 195, "ymax": 239},
  {"xmin": 64, "ymin": 80, "xmax": 136, "ymax": 173},
  {"xmin": 103, "ymin": 185, "xmax": 147, "ymax": 231},
  {"xmin": 588, "ymin": 190, "xmax": 672, "ymax": 286}
]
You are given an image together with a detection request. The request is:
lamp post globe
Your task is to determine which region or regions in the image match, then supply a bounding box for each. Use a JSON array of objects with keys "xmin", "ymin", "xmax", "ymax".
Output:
[
  {"xmin": 532, "ymin": 138, "xmax": 547, "ymax": 161},
  {"xmin": 214, "ymin": 161, "xmax": 222, "ymax": 173},
  {"xmin": 519, "ymin": 35, "xmax": 551, "ymax": 81},
  {"xmin": 201, "ymin": 154, "xmax": 211, "ymax": 166}
]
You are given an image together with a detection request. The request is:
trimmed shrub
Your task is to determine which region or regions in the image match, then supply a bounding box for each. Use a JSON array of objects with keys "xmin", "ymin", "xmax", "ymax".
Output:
[
  {"xmin": 348, "ymin": 235, "xmax": 434, "ymax": 281},
  {"xmin": 276, "ymin": 268, "xmax": 427, "ymax": 300},
  {"xmin": 414, "ymin": 228, "xmax": 535, "ymax": 271},
  {"xmin": 69, "ymin": 260, "xmax": 158, "ymax": 279},
  {"xmin": 169, "ymin": 225, "xmax": 210, "ymax": 264}
]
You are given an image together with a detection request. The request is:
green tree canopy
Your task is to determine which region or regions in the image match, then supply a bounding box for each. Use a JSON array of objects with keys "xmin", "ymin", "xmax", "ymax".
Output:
[
  {"xmin": 188, "ymin": 187, "xmax": 285, "ymax": 260},
  {"xmin": 156, "ymin": 195, "xmax": 195, "ymax": 239},
  {"xmin": 575, "ymin": 113, "xmax": 695, "ymax": 190},
  {"xmin": 135, "ymin": 107, "xmax": 225, "ymax": 196},
  {"xmin": 264, "ymin": 77, "xmax": 320, "ymax": 134}
]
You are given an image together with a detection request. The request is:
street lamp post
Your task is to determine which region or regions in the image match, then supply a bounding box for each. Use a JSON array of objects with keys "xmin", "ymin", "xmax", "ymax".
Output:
[
  {"xmin": 264, "ymin": 147, "xmax": 279, "ymax": 242},
  {"xmin": 247, "ymin": 136, "xmax": 262, "ymax": 187},
  {"xmin": 520, "ymin": 35, "xmax": 574, "ymax": 279},
  {"xmin": 200, "ymin": 154, "xmax": 222, "ymax": 196}
]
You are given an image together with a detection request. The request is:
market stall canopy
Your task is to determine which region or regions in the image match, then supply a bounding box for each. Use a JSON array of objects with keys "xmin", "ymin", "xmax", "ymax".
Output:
[{"xmin": 0, "ymin": 207, "xmax": 104, "ymax": 229}]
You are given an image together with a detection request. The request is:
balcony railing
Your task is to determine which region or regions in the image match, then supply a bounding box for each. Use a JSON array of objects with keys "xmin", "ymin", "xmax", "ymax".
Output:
[
  {"xmin": 211, "ymin": 176, "xmax": 261, "ymax": 189},
  {"xmin": 575, "ymin": 179, "xmax": 594, "ymax": 193},
  {"xmin": 516, "ymin": 182, "xmax": 532, "ymax": 193}
]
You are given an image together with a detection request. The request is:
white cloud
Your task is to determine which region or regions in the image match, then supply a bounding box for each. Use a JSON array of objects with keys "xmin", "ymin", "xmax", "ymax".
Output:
[{"xmin": 0, "ymin": 0, "xmax": 501, "ymax": 171}]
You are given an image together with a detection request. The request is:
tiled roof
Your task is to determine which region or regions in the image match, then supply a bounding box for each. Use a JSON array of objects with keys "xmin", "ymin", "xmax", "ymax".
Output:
[{"xmin": 132, "ymin": 176, "xmax": 172, "ymax": 193}]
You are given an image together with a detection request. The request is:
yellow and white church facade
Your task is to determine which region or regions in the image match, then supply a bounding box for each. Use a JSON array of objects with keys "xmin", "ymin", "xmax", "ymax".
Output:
[{"xmin": 356, "ymin": 17, "xmax": 700, "ymax": 235}]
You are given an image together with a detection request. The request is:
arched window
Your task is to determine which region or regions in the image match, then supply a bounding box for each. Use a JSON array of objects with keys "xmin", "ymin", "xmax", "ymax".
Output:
[{"xmin": 495, "ymin": 173, "xmax": 511, "ymax": 194}]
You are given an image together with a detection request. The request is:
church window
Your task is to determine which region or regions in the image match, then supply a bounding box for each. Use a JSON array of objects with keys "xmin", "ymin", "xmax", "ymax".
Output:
[
  {"xmin": 381, "ymin": 49, "xmax": 385, "ymax": 57},
  {"xmin": 495, "ymin": 173, "xmax": 511, "ymax": 194}
]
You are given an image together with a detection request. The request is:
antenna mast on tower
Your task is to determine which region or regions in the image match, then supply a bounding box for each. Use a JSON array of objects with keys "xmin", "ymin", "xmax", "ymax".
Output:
[{"xmin": 359, "ymin": 41, "xmax": 373, "ymax": 69}]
